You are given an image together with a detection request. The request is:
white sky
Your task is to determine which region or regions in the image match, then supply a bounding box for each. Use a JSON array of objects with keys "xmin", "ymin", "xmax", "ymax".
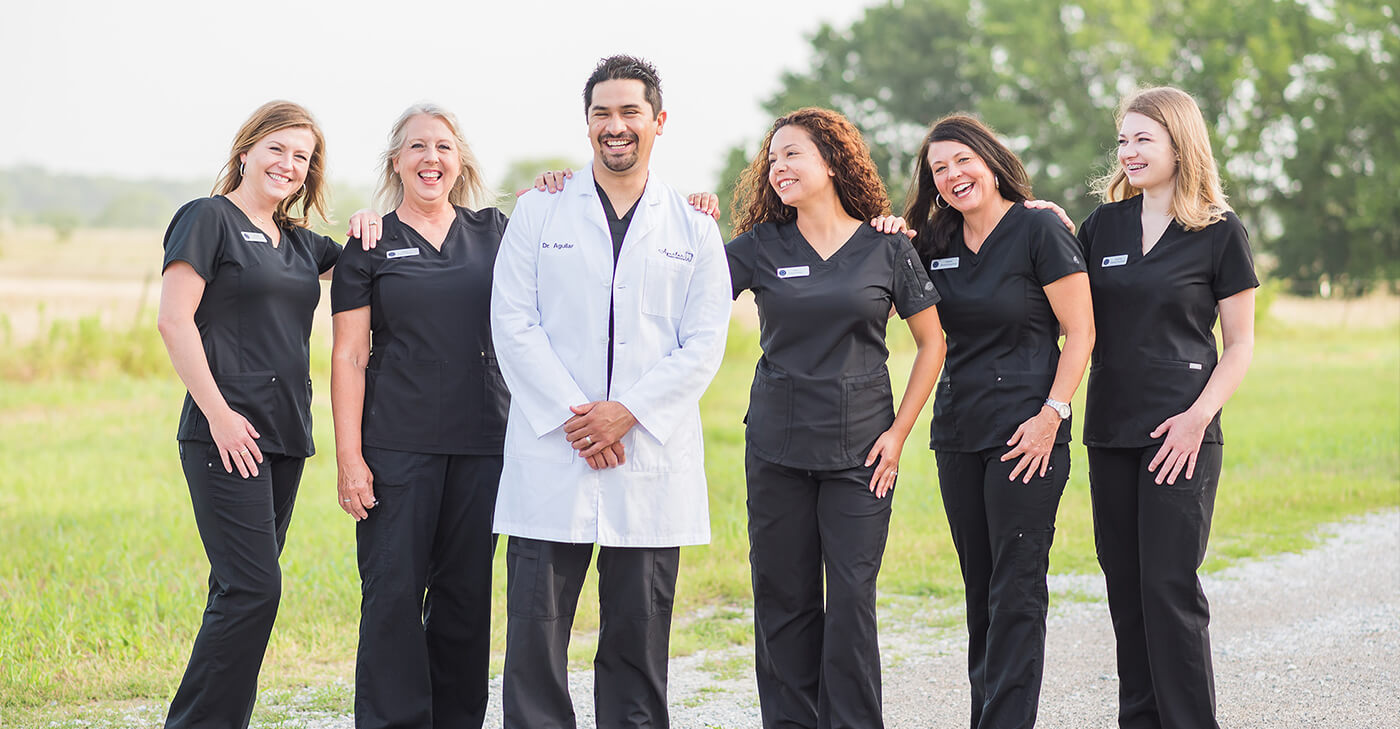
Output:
[{"xmin": 1, "ymin": 0, "xmax": 870, "ymax": 193}]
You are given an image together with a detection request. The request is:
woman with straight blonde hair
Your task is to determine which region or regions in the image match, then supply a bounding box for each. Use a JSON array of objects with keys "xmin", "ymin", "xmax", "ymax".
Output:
[
  {"xmin": 157, "ymin": 100, "xmax": 378, "ymax": 728},
  {"xmin": 1077, "ymin": 86, "xmax": 1258, "ymax": 729}
]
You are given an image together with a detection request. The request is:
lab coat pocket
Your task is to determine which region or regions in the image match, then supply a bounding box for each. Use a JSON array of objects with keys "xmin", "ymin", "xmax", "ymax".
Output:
[
  {"xmin": 641, "ymin": 257, "xmax": 692, "ymax": 320},
  {"xmin": 364, "ymin": 359, "xmax": 441, "ymax": 447},
  {"xmin": 841, "ymin": 366, "xmax": 894, "ymax": 463},
  {"xmin": 503, "ymin": 413, "xmax": 573, "ymax": 464},
  {"xmin": 745, "ymin": 362, "xmax": 792, "ymax": 461}
]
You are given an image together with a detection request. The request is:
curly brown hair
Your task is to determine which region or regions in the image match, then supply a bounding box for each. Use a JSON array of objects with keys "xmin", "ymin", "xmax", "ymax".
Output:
[{"xmin": 730, "ymin": 107, "xmax": 890, "ymax": 236}]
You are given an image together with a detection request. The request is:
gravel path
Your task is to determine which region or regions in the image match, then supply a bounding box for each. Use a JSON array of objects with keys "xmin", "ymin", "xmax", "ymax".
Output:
[
  {"xmin": 545, "ymin": 510, "xmax": 1399, "ymax": 729},
  {"xmin": 103, "ymin": 510, "xmax": 1398, "ymax": 728}
]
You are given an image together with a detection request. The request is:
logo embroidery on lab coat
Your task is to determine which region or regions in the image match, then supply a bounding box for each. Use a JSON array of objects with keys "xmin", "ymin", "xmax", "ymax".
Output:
[
  {"xmin": 930, "ymin": 257, "xmax": 960, "ymax": 270},
  {"xmin": 1102, "ymin": 254, "xmax": 1129, "ymax": 267},
  {"xmin": 777, "ymin": 266, "xmax": 810, "ymax": 279},
  {"xmin": 658, "ymin": 248, "xmax": 694, "ymax": 262}
]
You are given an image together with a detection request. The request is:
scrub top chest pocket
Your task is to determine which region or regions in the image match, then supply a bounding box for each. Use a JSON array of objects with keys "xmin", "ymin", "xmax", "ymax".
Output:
[{"xmin": 727, "ymin": 222, "xmax": 938, "ymax": 470}]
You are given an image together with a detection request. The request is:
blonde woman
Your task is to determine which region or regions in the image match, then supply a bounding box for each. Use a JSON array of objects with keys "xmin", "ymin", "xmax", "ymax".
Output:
[
  {"xmin": 330, "ymin": 103, "xmax": 509, "ymax": 729},
  {"xmin": 1077, "ymin": 86, "xmax": 1257, "ymax": 729},
  {"xmin": 157, "ymin": 100, "xmax": 378, "ymax": 727}
]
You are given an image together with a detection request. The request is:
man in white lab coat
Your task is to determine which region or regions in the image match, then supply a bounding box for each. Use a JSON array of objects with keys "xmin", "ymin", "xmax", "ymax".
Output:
[{"xmin": 489, "ymin": 55, "xmax": 731, "ymax": 729}]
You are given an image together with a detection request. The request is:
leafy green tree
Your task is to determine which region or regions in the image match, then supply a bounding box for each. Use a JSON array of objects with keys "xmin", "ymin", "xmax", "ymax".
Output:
[{"xmin": 717, "ymin": 0, "xmax": 1399, "ymax": 292}]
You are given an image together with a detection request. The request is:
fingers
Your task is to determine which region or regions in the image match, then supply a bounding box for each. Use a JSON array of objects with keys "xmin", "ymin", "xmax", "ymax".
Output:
[
  {"xmin": 1148, "ymin": 442, "xmax": 1169, "ymax": 473},
  {"xmin": 610, "ymin": 442, "xmax": 626, "ymax": 465},
  {"xmin": 586, "ymin": 453, "xmax": 606, "ymax": 470},
  {"xmin": 686, "ymin": 193, "xmax": 720, "ymax": 219},
  {"xmin": 869, "ymin": 462, "xmax": 898, "ymax": 498},
  {"xmin": 1007, "ymin": 453, "xmax": 1031, "ymax": 482},
  {"xmin": 570, "ymin": 402, "xmax": 595, "ymax": 416},
  {"xmin": 600, "ymin": 445, "xmax": 620, "ymax": 469},
  {"xmin": 1005, "ymin": 423, "xmax": 1027, "ymax": 449},
  {"xmin": 1185, "ymin": 450, "xmax": 1197, "ymax": 481}
]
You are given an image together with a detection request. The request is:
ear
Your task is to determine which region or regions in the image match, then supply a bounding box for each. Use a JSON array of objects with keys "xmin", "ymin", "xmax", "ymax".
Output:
[{"xmin": 654, "ymin": 109, "xmax": 668, "ymax": 135}]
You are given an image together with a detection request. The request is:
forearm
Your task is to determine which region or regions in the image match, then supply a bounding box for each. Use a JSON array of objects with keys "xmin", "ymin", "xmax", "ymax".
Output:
[
  {"xmin": 1187, "ymin": 340, "xmax": 1254, "ymax": 420},
  {"xmin": 158, "ymin": 318, "xmax": 230, "ymax": 421},
  {"xmin": 1048, "ymin": 325, "xmax": 1094, "ymax": 405},
  {"xmin": 891, "ymin": 340, "xmax": 945, "ymax": 438},
  {"xmin": 329, "ymin": 346, "xmax": 368, "ymax": 461}
]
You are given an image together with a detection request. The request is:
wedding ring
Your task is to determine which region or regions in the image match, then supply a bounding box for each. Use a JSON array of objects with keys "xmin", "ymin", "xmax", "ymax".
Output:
[
  {"xmin": 584, "ymin": 435, "xmax": 593, "ymax": 446},
  {"xmin": 343, "ymin": 498, "xmax": 352, "ymax": 503}
]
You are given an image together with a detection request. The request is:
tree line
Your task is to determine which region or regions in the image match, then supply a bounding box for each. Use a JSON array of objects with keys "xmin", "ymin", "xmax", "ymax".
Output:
[{"xmin": 715, "ymin": 0, "xmax": 1398, "ymax": 295}]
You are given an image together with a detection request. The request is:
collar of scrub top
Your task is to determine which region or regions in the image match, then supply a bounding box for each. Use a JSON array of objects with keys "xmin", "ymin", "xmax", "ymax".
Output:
[{"xmin": 573, "ymin": 163, "xmax": 662, "ymax": 244}]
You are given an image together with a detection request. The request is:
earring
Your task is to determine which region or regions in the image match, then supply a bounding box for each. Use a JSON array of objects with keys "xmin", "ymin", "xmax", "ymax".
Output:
[
  {"xmin": 935, "ymin": 193, "xmax": 950, "ymax": 210},
  {"xmin": 239, "ymin": 162, "xmax": 245, "ymax": 176},
  {"xmin": 994, "ymin": 174, "xmax": 1000, "ymax": 189}
]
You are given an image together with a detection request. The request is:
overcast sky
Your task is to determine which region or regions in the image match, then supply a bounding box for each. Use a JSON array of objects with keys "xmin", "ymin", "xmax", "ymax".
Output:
[{"xmin": 1, "ymin": 0, "xmax": 870, "ymax": 194}]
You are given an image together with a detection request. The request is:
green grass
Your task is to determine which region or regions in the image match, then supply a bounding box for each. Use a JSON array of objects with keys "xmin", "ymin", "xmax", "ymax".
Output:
[{"xmin": 2, "ymin": 315, "xmax": 1396, "ymax": 722}]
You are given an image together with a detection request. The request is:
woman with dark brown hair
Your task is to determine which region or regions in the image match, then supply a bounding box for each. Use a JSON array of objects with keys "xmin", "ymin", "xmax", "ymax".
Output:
[
  {"xmin": 727, "ymin": 106, "xmax": 946, "ymax": 729},
  {"xmin": 902, "ymin": 113, "xmax": 1093, "ymax": 729}
]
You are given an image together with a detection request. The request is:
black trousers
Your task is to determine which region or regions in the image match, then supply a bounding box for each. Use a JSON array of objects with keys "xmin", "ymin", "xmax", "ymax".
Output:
[
  {"xmin": 745, "ymin": 452, "xmax": 893, "ymax": 729},
  {"xmin": 502, "ymin": 537, "xmax": 679, "ymax": 729},
  {"xmin": 936, "ymin": 444, "xmax": 1069, "ymax": 729},
  {"xmin": 166, "ymin": 441, "xmax": 304, "ymax": 729},
  {"xmin": 355, "ymin": 448, "xmax": 502, "ymax": 729},
  {"xmin": 1087, "ymin": 444, "xmax": 1223, "ymax": 729}
]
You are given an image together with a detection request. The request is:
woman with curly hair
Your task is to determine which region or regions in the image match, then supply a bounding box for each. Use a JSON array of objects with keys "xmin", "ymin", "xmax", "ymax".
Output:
[{"xmin": 727, "ymin": 107, "xmax": 946, "ymax": 728}]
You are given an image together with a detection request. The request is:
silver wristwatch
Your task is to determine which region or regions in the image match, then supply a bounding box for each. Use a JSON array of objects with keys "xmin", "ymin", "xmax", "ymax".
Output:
[{"xmin": 1044, "ymin": 398, "xmax": 1071, "ymax": 419}]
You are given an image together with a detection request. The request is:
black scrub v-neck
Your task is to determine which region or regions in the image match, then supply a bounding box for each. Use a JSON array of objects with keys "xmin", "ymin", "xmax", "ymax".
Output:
[
  {"xmin": 162, "ymin": 196, "xmax": 342, "ymax": 457},
  {"xmin": 926, "ymin": 204, "xmax": 1086, "ymax": 453},
  {"xmin": 1077, "ymin": 196, "xmax": 1258, "ymax": 447},
  {"xmin": 331, "ymin": 206, "xmax": 510, "ymax": 455},
  {"xmin": 728, "ymin": 221, "xmax": 939, "ymax": 469},
  {"xmin": 596, "ymin": 182, "xmax": 638, "ymax": 392}
]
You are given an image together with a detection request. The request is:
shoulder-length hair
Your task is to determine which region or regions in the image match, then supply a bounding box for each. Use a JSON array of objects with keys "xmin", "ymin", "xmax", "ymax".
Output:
[
  {"xmin": 1094, "ymin": 86, "xmax": 1231, "ymax": 231},
  {"xmin": 213, "ymin": 100, "xmax": 329, "ymax": 229},
  {"xmin": 374, "ymin": 103, "xmax": 495, "ymax": 212},
  {"xmin": 902, "ymin": 114, "xmax": 1031, "ymax": 261},
  {"xmin": 730, "ymin": 107, "xmax": 890, "ymax": 236}
]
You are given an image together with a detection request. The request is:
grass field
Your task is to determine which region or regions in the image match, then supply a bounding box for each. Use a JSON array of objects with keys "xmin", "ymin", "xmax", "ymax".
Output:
[{"xmin": 1, "ymin": 228, "xmax": 1397, "ymax": 724}]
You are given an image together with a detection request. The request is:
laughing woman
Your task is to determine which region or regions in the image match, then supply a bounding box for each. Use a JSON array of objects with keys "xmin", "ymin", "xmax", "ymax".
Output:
[
  {"xmin": 1078, "ymin": 87, "xmax": 1257, "ymax": 729},
  {"xmin": 157, "ymin": 100, "xmax": 379, "ymax": 728},
  {"xmin": 903, "ymin": 114, "xmax": 1094, "ymax": 729}
]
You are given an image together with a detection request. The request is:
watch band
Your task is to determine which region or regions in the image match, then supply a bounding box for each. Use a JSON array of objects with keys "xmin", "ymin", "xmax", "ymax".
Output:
[{"xmin": 1044, "ymin": 398, "xmax": 1071, "ymax": 419}]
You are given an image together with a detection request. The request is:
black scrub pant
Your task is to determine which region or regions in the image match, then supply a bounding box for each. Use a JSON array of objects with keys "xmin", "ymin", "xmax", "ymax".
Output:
[
  {"xmin": 355, "ymin": 448, "xmax": 502, "ymax": 729},
  {"xmin": 745, "ymin": 452, "xmax": 893, "ymax": 729},
  {"xmin": 935, "ymin": 444, "xmax": 1069, "ymax": 729},
  {"xmin": 1087, "ymin": 444, "xmax": 1223, "ymax": 729},
  {"xmin": 502, "ymin": 537, "xmax": 680, "ymax": 729},
  {"xmin": 166, "ymin": 441, "xmax": 304, "ymax": 729}
]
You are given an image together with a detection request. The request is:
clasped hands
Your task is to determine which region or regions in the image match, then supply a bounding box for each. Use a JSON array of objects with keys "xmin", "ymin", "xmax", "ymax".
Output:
[{"xmin": 563, "ymin": 400, "xmax": 638, "ymax": 470}]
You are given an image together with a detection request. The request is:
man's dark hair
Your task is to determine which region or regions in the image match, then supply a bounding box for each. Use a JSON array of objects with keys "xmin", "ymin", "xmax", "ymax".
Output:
[{"xmin": 583, "ymin": 55, "xmax": 663, "ymax": 118}]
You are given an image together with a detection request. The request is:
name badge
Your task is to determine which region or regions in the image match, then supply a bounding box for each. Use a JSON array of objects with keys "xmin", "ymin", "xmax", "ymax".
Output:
[
  {"xmin": 930, "ymin": 257, "xmax": 960, "ymax": 270},
  {"xmin": 1102, "ymin": 254, "xmax": 1129, "ymax": 268},
  {"xmin": 386, "ymin": 248, "xmax": 421, "ymax": 259},
  {"xmin": 241, "ymin": 231, "xmax": 267, "ymax": 243},
  {"xmin": 777, "ymin": 266, "xmax": 810, "ymax": 279}
]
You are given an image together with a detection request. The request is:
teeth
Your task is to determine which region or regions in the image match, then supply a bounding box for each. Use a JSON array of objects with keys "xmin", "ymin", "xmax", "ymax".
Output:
[
  {"xmin": 606, "ymin": 140, "xmax": 629, "ymax": 148},
  {"xmin": 953, "ymin": 182, "xmax": 972, "ymax": 195},
  {"xmin": 420, "ymin": 171, "xmax": 441, "ymax": 179},
  {"xmin": 268, "ymin": 173, "xmax": 290, "ymax": 183},
  {"xmin": 778, "ymin": 179, "xmax": 795, "ymax": 190}
]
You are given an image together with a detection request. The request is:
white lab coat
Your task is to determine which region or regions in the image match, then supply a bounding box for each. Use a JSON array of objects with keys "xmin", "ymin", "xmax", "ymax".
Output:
[{"xmin": 489, "ymin": 166, "xmax": 731, "ymax": 547}]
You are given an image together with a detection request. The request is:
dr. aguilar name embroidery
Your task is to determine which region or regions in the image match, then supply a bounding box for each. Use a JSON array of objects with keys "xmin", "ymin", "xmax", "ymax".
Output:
[
  {"xmin": 658, "ymin": 248, "xmax": 694, "ymax": 262},
  {"xmin": 542, "ymin": 241, "xmax": 575, "ymax": 250}
]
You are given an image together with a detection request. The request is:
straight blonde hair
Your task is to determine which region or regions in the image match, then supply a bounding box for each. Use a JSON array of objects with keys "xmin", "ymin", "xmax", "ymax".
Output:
[
  {"xmin": 374, "ymin": 103, "xmax": 494, "ymax": 212},
  {"xmin": 213, "ymin": 100, "xmax": 330, "ymax": 229},
  {"xmin": 1095, "ymin": 87, "xmax": 1231, "ymax": 231}
]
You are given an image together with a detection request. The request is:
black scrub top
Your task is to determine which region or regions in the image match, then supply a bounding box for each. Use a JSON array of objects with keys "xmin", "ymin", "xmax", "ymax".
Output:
[
  {"xmin": 727, "ymin": 222, "xmax": 939, "ymax": 470},
  {"xmin": 162, "ymin": 196, "xmax": 342, "ymax": 458},
  {"xmin": 330, "ymin": 206, "xmax": 510, "ymax": 456},
  {"xmin": 927, "ymin": 204, "xmax": 1086, "ymax": 453},
  {"xmin": 1077, "ymin": 197, "xmax": 1258, "ymax": 448}
]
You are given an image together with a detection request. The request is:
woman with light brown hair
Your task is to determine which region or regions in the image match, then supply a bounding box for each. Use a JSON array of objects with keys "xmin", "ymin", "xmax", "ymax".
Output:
[
  {"xmin": 727, "ymin": 107, "xmax": 946, "ymax": 728},
  {"xmin": 156, "ymin": 100, "xmax": 378, "ymax": 728},
  {"xmin": 1078, "ymin": 86, "xmax": 1257, "ymax": 729}
]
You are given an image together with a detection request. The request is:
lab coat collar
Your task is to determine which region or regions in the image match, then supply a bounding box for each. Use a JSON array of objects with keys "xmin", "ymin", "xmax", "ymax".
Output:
[{"xmin": 576, "ymin": 163, "xmax": 661, "ymax": 247}]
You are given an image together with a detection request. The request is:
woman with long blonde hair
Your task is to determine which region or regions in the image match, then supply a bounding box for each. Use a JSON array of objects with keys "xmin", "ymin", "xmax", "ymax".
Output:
[{"xmin": 1078, "ymin": 86, "xmax": 1257, "ymax": 729}]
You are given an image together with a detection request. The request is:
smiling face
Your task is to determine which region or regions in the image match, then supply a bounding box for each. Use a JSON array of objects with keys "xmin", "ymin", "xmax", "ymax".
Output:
[
  {"xmin": 767, "ymin": 123, "xmax": 836, "ymax": 209},
  {"xmin": 392, "ymin": 114, "xmax": 461, "ymax": 207},
  {"xmin": 588, "ymin": 78, "xmax": 666, "ymax": 175},
  {"xmin": 1118, "ymin": 111, "xmax": 1177, "ymax": 194},
  {"xmin": 926, "ymin": 140, "xmax": 1001, "ymax": 214},
  {"xmin": 237, "ymin": 127, "xmax": 316, "ymax": 205}
]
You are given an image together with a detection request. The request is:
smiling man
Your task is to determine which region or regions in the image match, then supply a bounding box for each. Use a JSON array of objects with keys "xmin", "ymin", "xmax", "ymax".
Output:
[{"xmin": 489, "ymin": 55, "xmax": 731, "ymax": 729}]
